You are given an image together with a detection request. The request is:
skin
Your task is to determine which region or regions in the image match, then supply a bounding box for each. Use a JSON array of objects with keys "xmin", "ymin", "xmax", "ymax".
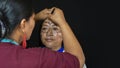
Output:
[
  {"xmin": 9, "ymin": 13, "xmax": 35, "ymax": 44},
  {"xmin": 35, "ymin": 8, "xmax": 55, "ymax": 20},
  {"xmin": 41, "ymin": 19, "xmax": 63, "ymax": 51}
]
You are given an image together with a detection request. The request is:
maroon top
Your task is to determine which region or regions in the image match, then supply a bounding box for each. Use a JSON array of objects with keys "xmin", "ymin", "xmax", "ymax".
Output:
[{"xmin": 0, "ymin": 43, "xmax": 80, "ymax": 68}]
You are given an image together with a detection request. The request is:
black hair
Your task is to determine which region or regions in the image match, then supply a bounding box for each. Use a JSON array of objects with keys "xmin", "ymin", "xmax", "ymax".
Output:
[
  {"xmin": 0, "ymin": 0, "xmax": 34, "ymax": 40},
  {"xmin": 27, "ymin": 20, "xmax": 44, "ymax": 48}
]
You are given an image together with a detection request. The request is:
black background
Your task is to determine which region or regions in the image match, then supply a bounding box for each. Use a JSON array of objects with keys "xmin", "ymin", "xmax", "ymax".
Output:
[{"xmin": 27, "ymin": 0, "xmax": 102, "ymax": 68}]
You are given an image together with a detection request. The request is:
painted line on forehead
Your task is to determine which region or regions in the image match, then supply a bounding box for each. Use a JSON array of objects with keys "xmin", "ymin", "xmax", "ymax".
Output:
[{"xmin": 43, "ymin": 21, "xmax": 57, "ymax": 27}]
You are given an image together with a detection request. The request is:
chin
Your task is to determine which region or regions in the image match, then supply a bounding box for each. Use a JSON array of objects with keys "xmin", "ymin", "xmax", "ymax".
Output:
[
  {"xmin": 46, "ymin": 44, "xmax": 53, "ymax": 46},
  {"xmin": 45, "ymin": 43, "xmax": 54, "ymax": 47}
]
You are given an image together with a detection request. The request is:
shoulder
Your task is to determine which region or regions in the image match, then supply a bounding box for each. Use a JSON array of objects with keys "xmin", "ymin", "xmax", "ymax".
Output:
[
  {"xmin": 22, "ymin": 47, "xmax": 80, "ymax": 68},
  {"xmin": 40, "ymin": 49, "xmax": 80, "ymax": 68},
  {"xmin": 28, "ymin": 47, "xmax": 80, "ymax": 68},
  {"xmin": 0, "ymin": 43, "xmax": 80, "ymax": 68}
]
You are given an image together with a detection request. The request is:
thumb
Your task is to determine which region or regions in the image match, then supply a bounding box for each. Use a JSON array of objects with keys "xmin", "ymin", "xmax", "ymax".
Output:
[{"xmin": 48, "ymin": 7, "xmax": 56, "ymax": 14}]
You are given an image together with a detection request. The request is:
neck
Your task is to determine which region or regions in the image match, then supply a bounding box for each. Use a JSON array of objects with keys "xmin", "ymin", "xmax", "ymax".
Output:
[
  {"xmin": 9, "ymin": 35, "xmax": 22, "ymax": 44},
  {"xmin": 8, "ymin": 31, "xmax": 22, "ymax": 44},
  {"xmin": 51, "ymin": 45, "xmax": 62, "ymax": 51}
]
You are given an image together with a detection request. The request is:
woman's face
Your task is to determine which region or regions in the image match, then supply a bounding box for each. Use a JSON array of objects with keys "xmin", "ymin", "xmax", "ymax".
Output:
[
  {"xmin": 25, "ymin": 14, "xmax": 35, "ymax": 40},
  {"xmin": 41, "ymin": 19, "xmax": 63, "ymax": 50}
]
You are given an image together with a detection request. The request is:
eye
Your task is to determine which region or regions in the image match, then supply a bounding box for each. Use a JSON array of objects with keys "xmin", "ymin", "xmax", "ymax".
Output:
[
  {"xmin": 41, "ymin": 27, "xmax": 49, "ymax": 33},
  {"xmin": 41, "ymin": 27, "xmax": 47, "ymax": 30},
  {"xmin": 53, "ymin": 27, "xmax": 59, "ymax": 31}
]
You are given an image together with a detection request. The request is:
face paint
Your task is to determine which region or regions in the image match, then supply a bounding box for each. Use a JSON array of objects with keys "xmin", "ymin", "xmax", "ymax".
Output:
[
  {"xmin": 41, "ymin": 19, "xmax": 61, "ymax": 36},
  {"xmin": 41, "ymin": 19, "xmax": 63, "ymax": 50}
]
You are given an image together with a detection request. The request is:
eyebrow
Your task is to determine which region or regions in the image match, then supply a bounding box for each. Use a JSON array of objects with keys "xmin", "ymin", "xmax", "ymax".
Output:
[
  {"xmin": 42, "ymin": 24, "xmax": 50, "ymax": 27},
  {"xmin": 42, "ymin": 25, "xmax": 58, "ymax": 27},
  {"xmin": 43, "ymin": 22, "xmax": 57, "ymax": 26}
]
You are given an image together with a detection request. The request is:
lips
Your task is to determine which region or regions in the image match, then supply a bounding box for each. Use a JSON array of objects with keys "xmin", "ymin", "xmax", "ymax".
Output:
[{"xmin": 45, "ymin": 38, "xmax": 54, "ymax": 42}]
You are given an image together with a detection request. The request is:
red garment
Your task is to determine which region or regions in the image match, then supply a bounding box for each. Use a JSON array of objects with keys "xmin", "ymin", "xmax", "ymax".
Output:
[{"xmin": 0, "ymin": 43, "xmax": 80, "ymax": 68}]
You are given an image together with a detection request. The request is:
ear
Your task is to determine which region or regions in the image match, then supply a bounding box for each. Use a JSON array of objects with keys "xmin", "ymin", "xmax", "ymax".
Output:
[{"xmin": 19, "ymin": 19, "xmax": 27, "ymax": 32}]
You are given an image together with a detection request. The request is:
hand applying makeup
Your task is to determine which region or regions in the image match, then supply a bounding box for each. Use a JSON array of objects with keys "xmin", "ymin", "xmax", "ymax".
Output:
[
  {"xmin": 35, "ymin": 8, "xmax": 55, "ymax": 21},
  {"xmin": 48, "ymin": 7, "xmax": 67, "ymax": 26}
]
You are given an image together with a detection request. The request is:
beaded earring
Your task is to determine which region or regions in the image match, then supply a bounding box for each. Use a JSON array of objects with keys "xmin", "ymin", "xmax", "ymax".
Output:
[{"xmin": 22, "ymin": 33, "xmax": 27, "ymax": 48}]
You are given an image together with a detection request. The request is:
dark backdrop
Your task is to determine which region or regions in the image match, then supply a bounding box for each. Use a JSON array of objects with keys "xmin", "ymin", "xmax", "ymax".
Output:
[{"xmin": 27, "ymin": 0, "xmax": 100, "ymax": 68}]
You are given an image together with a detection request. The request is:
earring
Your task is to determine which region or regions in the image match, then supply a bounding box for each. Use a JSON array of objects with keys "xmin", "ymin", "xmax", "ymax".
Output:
[{"xmin": 22, "ymin": 34, "xmax": 27, "ymax": 48}]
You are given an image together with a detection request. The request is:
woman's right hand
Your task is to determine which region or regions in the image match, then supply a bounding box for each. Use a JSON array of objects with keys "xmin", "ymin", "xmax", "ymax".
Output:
[{"xmin": 48, "ymin": 7, "xmax": 67, "ymax": 26}]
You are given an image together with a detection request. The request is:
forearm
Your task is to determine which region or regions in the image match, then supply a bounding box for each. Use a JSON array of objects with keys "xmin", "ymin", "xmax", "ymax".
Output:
[
  {"xmin": 35, "ymin": 13, "xmax": 42, "ymax": 21},
  {"xmin": 60, "ymin": 21, "xmax": 85, "ymax": 68}
]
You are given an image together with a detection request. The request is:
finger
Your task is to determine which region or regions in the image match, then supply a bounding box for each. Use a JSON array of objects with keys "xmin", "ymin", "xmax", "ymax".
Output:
[
  {"xmin": 48, "ymin": 7, "xmax": 56, "ymax": 14},
  {"xmin": 42, "ymin": 8, "xmax": 51, "ymax": 14},
  {"xmin": 51, "ymin": 8, "xmax": 56, "ymax": 14},
  {"xmin": 47, "ymin": 14, "xmax": 53, "ymax": 21}
]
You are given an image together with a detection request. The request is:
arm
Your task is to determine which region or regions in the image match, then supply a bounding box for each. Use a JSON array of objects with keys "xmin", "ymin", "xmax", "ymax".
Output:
[{"xmin": 48, "ymin": 7, "xmax": 85, "ymax": 68}]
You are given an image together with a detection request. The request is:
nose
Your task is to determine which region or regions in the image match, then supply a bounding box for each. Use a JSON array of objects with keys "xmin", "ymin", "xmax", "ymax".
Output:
[{"xmin": 46, "ymin": 28, "xmax": 54, "ymax": 36}]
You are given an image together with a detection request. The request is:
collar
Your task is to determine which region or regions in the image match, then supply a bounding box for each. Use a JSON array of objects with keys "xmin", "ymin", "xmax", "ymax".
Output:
[
  {"xmin": 0, "ymin": 38, "xmax": 19, "ymax": 45},
  {"xmin": 57, "ymin": 47, "xmax": 64, "ymax": 52}
]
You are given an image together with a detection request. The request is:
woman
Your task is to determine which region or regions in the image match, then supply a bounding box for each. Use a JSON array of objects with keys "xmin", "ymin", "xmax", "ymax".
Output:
[
  {"xmin": 40, "ymin": 19, "xmax": 64, "ymax": 52},
  {"xmin": 0, "ymin": 0, "xmax": 85, "ymax": 68},
  {"xmin": 40, "ymin": 19, "xmax": 87, "ymax": 68}
]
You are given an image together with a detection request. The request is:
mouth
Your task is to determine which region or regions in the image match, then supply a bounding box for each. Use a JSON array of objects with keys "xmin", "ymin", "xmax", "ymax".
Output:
[{"xmin": 45, "ymin": 38, "xmax": 54, "ymax": 42}]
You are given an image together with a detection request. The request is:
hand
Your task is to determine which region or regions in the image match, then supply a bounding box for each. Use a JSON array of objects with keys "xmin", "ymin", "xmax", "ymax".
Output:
[
  {"xmin": 48, "ymin": 7, "xmax": 67, "ymax": 26},
  {"xmin": 35, "ymin": 8, "xmax": 54, "ymax": 20}
]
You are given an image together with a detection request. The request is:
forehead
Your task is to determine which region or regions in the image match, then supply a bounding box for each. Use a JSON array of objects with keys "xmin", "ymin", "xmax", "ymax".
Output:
[{"xmin": 42, "ymin": 19, "xmax": 56, "ymax": 26}]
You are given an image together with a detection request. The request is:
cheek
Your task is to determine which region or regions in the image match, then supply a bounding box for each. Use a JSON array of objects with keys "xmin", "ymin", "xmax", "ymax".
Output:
[
  {"xmin": 31, "ymin": 21, "xmax": 35, "ymax": 29},
  {"xmin": 55, "ymin": 33, "xmax": 63, "ymax": 41},
  {"xmin": 27, "ymin": 22, "xmax": 35, "ymax": 39},
  {"xmin": 29, "ymin": 23, "xmax": 35, "ymax": 33}
]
